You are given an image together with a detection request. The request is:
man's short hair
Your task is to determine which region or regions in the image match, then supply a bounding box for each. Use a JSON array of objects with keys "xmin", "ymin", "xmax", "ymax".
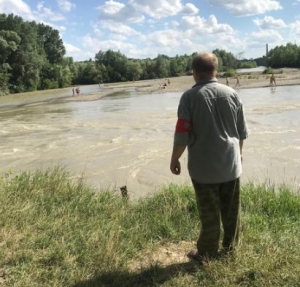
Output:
[{"xmin": 192, "ymin": 52, "xmax": 218, "ymax": 75}]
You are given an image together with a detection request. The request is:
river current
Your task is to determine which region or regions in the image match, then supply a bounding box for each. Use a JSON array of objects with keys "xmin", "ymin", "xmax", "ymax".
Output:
[{"xmin": 1, "ymin": 85, "xmax": 299, "ymax": 198}]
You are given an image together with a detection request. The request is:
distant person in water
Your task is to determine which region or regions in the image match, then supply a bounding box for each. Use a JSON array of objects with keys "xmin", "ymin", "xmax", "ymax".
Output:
[
  {"xmin": 226, "ymin": 77, "xmax": 229, "ymax": 86},
  {"xmin": 75, "ymin": 87, "xmax": 80, "ymax": 96},
  {"xmin": 270, "ymin": 74, "xmax": 276, "ymax": 86},
  {"xmin": 72, "ymin": 88, "xmax": 75, "ymax": 96}
]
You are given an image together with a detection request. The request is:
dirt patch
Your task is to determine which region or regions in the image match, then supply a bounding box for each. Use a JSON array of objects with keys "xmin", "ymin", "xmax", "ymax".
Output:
[{"xmin": 128, "ymin": 241, "xmax": 194, "ymax": 271}]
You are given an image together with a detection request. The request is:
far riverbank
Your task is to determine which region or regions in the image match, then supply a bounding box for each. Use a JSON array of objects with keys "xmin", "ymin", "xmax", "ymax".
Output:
[{"xmin": 1, "ymin": 69, "xmax": 300, "ymax": 107}]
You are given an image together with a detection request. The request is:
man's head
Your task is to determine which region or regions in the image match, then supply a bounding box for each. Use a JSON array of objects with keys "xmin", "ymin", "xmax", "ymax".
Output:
[{"xmin": 192, "ymin": 52, "xmax": 218, "ymax": 82}]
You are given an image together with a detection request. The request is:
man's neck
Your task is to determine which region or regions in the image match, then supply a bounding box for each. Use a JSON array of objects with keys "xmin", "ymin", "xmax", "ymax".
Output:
[{"xmin": 194, "ymin": 72, "xmax": 216, "ymax": 83}]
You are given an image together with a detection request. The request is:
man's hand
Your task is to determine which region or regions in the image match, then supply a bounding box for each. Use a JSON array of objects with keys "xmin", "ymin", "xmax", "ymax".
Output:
[
  {"xmin": 170, "ymin": 159, "xmax": 181, "ymax": 175},
  {"xmin": 170, "ymin": 145, "xmax": 186, "ymax": 175}
]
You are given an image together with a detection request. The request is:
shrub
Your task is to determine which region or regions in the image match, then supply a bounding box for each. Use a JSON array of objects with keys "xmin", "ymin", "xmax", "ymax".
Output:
[
  {"xmin": 262, "ymin": 67, "xmax": 274, "ymax": 74},
  {"xmin": 223, "ymin": 68, "xmax": 237, "ymax": 77}
]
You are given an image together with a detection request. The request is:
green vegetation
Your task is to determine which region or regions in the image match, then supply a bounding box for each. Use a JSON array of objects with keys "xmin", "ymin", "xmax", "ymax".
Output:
[
  {"xmin": 268, "ymin": 43, "xmax": 300, "ymax": 68},
  {"xmin": 0, "ymin": 167, "xmax": 299, "ymax": 287},
  {"xmin": 262, "ymin": 68, "xmax": 284, "ymax": 75},
  {"xmin": 0, "ymin": 14, "xmax": 68, "ymax": 95},
  {"xmin": 263, "ymin": 68, "xmax": 275, "ymax": 74},
  {"xmin": 222, "ymin": 68, "xmax": 237, "ymax": 77},
  {"xmin": 238, "ymin": 60, "xmax": 257, "ymax": 69}
]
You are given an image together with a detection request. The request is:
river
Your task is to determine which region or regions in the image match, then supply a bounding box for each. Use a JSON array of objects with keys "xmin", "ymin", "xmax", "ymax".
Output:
[{"xmin": 0, "ymin": 85, "xmax": 299, "ymax": 198}]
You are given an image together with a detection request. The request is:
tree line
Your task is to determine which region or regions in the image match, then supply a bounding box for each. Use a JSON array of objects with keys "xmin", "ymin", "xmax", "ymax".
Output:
[{"xmin": 1, "ymin": 13, "xmax": 300, "ymax": 96}]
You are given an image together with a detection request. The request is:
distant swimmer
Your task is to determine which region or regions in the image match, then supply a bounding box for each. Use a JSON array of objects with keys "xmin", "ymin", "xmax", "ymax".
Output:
[{"xmin": 270, "ymin": 73, "xmax": 276, "ymax": 86}]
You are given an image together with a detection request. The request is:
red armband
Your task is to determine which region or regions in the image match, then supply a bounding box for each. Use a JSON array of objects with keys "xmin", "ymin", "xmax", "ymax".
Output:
[{"xmin": 175, "ymin": 118, "xmax": 192, "ymax": 133}]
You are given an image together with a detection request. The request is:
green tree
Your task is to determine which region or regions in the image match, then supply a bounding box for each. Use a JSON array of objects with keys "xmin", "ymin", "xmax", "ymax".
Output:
[
  {"xmin": 37, "ymin": 23, "xmax": 66, "ymax": 64},
  {"xmin": 0, "ymin": 30, "xmax": 21, "ymax": 95},
  {"xmin": 268, "ymin": 43, "xmax": 300, "ymax": 68},
  {"xmin": 95, "ymin": 49, "xmax": 128, "ymax": 82},
  {"xmin": 213, "ymin": 49, "xmax": 238, "ymax": 69},
  {"xmin": 154, "ymin": 54, "xmax": 169, "ymax": 78},
  {"xmin": 0, "ymin": 30, "xmax": 21, "ymax": 65},
  {"xmin": 126, "ymin": 60, "xmax": 142, "ymax": 81}
]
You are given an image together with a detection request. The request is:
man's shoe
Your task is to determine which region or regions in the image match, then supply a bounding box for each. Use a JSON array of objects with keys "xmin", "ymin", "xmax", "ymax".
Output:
[{"xmin": 187, "ymin": 249, "xmax": 204, "ymax": 263}]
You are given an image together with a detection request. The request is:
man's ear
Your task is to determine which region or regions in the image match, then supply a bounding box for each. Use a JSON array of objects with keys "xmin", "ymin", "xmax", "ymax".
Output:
[{"xmin": 193, "ymin": 69, "xmax": 199, "ymax": 81}]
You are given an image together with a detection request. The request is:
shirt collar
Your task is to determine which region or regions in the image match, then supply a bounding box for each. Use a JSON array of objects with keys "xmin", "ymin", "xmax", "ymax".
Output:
[{"xmin": 192, "ymin": 77, "xmax": 218, "ymax": 88}]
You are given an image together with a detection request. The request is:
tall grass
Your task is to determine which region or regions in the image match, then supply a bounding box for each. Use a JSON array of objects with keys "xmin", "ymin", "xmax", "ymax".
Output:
[{"xmin": 0, "ymin": 167, "xmax": 299, "ymax": 286}]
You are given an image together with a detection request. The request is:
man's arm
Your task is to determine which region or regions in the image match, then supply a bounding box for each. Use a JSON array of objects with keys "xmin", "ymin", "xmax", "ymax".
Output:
[
  {"xmin": 170, "ymin": 145, "xmax": 186, "ymax": 175},
  {"xmin": 239, "ymin": 140, "xmax": 243, "ymax": 162}
]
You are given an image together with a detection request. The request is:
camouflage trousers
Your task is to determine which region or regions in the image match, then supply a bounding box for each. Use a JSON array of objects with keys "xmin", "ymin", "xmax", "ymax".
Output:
[{"xmin": 191, "ymin": 177, "xmax": 240, "ymax": 257}]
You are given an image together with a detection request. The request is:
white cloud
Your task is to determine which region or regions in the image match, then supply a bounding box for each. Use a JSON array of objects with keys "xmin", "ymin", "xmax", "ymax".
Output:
[
  {"xmin": 181, "ymin": 3, "xmax": 199, "ymax": 15},
  {"xmin": 180, "ymin": 15, "xmax": 234, "ymax": 35},
  {"xmin": 57, "ymin": 0, "xmax": 76, "ymax": 12},
  {"xmin": 97, "ymin": 0, "xmax": 144, "ymax": 23},
  {"xmin": 243, "ymin": 30, "xmax": 285, "ymax": 59},
  {"xmin": 82, "ymin": 35, "xmax": 136, "ymax": 56},
  {"xmin": 141, "ymin": 26, "xmax": 243, "ymax": 59},
  {"xmin": 247, "ymin": 29, "xmax": 283, "ymax": 45},
  {"xmin": 290, "ymin": 20, "xmax": 300, "ymax": 34},
  {"xmin": 42, "ymin": 21, "xmax": 66, "ymax": 32},
  {"xmin": 0, "ymin": 0, "xmax": 34, "ymax": 20},
  {"xmin": 99, "ymin": 20, "xmax": 140, "ymax": 36},
  {"xmin": 254, "ymin": 16, "xmax": 287, "ymax": 29},
  {"xmin": 292, "ymin": 0, "xmax": 300, "ymax": 4},
  {"xmin": 36, "ymin": 2, "xmax": 65, "ymax": 21},
  {"xmin": 92, "ymin": 24, "xmax": 104, "ymax": 37},
  {"xmin": 0, "ymin": 0, "xmax": 66, "ymax": 26},
  {"xmin": 146, "ymin": 29, "xmax": 181, "ymax": 48},
  {"xmin": 130, "ymin": 0, "xmax": 182, "ymax": 19},
  {"xmin": 208, "ymin": 0, "xmax": 282, "ymax": 16},
  {"xmin": 180, "ymin": 15, "xmax": 206, "ymax": 31},
  {"xmin": 109, "ymin": 34, "xmax": 128, "ymax": 41},
  {"xmin": 65, "ymin": 42, "xmax": 81, "ymax": 53},
  {"xmin": 171, "ymin": 20, "xmax": 180, "ymax": 28},
  {"xmin": 148, "ymin": 19, "xmax": 157, "ymax": 25},
  {"xmin": 206, "ymin": 15, "xmax": 234, "ymax": 33},
  {"xmin": 98, "ymin": 0, "xmax": 124, "ymax": 15}
]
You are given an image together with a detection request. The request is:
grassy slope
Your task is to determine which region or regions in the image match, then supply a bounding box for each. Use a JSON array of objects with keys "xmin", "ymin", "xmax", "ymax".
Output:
[{"xmin": 0, "ymin": 167, "xmax": 299, "ymax": 287}]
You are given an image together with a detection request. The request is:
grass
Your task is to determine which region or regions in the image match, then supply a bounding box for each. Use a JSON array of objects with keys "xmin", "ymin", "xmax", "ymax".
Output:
[{"xmin": 0, "ymin": 167, "xmax": 299, "ymax": 287}]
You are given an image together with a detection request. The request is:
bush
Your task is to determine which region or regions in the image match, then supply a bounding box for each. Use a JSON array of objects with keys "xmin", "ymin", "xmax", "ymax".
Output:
[
  {"xmin": 262, "ymin": 67, "xmax": 274, "ymax": 74},
  {"xmin": 40, "ymin": 79, "xmax": 59, "ymax": 90},
  {"xmin": 223, "ymin": 68, "xmax": 237, "ymax": 77}
]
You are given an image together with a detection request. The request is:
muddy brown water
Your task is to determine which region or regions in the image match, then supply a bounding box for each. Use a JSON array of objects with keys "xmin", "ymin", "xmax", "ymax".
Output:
[{"xmin": 1, "ymin": 85, "xmax": 299, "ymax": 198}]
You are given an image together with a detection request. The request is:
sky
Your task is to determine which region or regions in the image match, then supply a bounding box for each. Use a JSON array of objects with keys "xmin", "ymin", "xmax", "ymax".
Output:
[{"xmin": 0, "ymin": 0, "xmax": 300, "ymax": 61}]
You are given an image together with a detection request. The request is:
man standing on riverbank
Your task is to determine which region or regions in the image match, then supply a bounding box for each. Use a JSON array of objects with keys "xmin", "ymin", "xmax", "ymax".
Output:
[{"xmin": 170, "ymin": 52, "xmax": 248, "ymax": 262}]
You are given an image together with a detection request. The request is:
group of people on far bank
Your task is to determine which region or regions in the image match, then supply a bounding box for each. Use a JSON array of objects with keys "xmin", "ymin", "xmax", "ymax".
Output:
[
  {"xmin": 159, "ymin": 78, "xmax": 171, "ymax": 89},
  {"xmin": 225, "ymin": 73, "xmax": 276, "ymax": 88}
]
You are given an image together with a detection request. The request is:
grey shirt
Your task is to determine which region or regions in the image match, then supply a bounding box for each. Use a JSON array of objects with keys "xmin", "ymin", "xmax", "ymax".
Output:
[{"xmin": 174, "ymin": 78, "xmax": 248, "ymax": 184}]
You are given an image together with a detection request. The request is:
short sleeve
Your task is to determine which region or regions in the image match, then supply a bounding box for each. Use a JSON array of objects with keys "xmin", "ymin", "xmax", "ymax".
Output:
[
  {"xmin": 237, "ymin": 98, "xmax": 248, "ymax": 140},
  {"xmin": 173, "ymin": 92, "xmax": 192, "ymax": 146}
]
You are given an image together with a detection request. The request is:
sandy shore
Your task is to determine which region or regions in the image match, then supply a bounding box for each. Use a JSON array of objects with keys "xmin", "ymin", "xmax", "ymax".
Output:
[
  {"xmin": 63, "ymin": 69, "xmax": 300, "ymax": 103},
  {"xmin": 1, "ymin": 70, "xmax": 299, "ymax": 107}
]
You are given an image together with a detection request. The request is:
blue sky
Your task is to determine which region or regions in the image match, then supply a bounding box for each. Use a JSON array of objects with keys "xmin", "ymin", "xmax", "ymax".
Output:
[{"xmin": 1, "ymin": 0, "xmax": 300, "ymax": 61}]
